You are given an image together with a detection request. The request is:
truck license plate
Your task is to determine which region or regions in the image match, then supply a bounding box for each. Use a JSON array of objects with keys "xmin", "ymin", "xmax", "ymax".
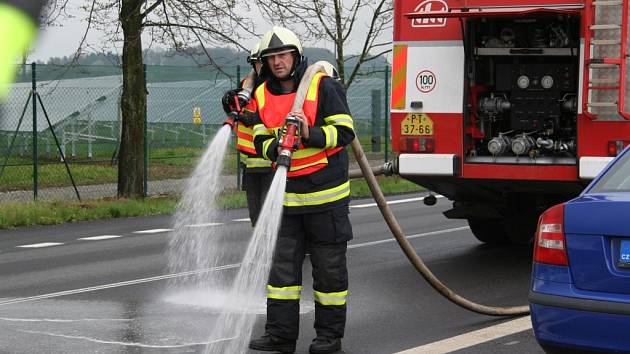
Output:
[
  {"xmin": 619, "ymin": 240, "xmax": 630, "ymax": 267},
  {"xmin": 401, "ymin": 113, "xmax": 433, "ymax": 136}
]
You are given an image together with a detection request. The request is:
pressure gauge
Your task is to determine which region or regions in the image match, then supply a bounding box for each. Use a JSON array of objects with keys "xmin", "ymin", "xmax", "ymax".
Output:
[
  {"xmin": 541, "ymin": 75, "xmax": 554, "ymax": 89},
  {"xmin": 517, "ymin": 75, "xmax": 530, "ymax": 89}
]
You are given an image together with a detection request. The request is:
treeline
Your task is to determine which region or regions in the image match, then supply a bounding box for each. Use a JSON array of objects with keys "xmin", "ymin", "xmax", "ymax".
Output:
[{"xmin": 39, "ymin": 47, "xmax": 388, "ymax": 68}]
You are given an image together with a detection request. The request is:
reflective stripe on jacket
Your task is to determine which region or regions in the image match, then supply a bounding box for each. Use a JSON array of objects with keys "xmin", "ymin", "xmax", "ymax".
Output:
[
  {"xmin": 253, "ymin": 70, "xmax": 356, "ymax": 214},
  {"xmin": 254, "ymin": 72, "xmax": 342, "ymax": 178},
  {"xmin": 235, "ymin": 96, "xmax": 272, "ymax": 171}
]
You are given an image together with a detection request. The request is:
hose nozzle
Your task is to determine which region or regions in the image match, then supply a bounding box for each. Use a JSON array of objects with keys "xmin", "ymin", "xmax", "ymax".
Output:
[
  {"xmin": 223, "ymin": 114, "xmax": 236, "ymax": 128},
  {"xmin": 276, "ymin": 115, "xmax": 301, "ymax": 168}
]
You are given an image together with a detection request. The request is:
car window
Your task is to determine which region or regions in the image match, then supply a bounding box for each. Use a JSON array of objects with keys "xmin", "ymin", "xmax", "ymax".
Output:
[{"xmin": 590, "ymin": 152, "xmax": 630, "ymax": 193}]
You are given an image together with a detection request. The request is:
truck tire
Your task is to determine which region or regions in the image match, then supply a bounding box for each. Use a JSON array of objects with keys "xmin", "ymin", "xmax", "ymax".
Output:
[
  {"xmin": 505, "ymin": 214, "xmax": 538, "ymax": 245},
  {"xmin": 467, "ymin": 218, "xmax": 510, "ymax": 245}
]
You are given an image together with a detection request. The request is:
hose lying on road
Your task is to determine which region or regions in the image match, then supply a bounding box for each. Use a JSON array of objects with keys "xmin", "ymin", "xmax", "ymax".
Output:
[
  {"xmin": 350, "ymin": 139, "xmax": 530, "ymax": 316},
  {"xmin": 297, "ymin": 61, "xmax": 530, "ymax": 316}
]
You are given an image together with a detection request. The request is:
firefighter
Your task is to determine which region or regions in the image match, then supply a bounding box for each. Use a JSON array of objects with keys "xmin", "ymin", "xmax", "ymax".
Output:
[
  {"xmin": 250, "ymin": 26, "xmax": 355, "ymax": 354},
  {"xmin": 0, "ymin": 0, "xmax": 45, "ymax": 99},
  {"xmin": 222, "ymin": 42, "xmax": 273, "ymax": 226}
]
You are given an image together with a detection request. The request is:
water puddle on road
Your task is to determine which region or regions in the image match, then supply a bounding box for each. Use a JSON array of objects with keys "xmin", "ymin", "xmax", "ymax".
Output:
[
  {"xmin": 0, "ymin": 124, "xmax": 296, "ymax": 352},
  {"xmin": 0, "ymin": 293, "xmax": 313, "ymax": 353}
]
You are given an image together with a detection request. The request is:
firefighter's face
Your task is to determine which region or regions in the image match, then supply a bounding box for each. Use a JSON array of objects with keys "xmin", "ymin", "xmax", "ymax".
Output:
[{"xmin": 266, "ymin": 50, "xmax": 295, "ymax": 80}]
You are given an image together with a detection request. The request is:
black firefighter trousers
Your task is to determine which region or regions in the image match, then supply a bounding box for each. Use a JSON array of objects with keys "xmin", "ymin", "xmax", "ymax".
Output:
[
  {"xmin": 265, "ymin": 205, "xmax": 353, "ymax": 341},
  {"xmin": 242, "ymin": 169, "xmax": 274, "ymax": 226}
]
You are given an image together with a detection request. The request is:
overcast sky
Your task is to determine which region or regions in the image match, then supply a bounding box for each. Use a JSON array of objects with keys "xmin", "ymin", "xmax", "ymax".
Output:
[{"xmin": 29, "ymin": 0, "xmax": 391, "ymax": 63}]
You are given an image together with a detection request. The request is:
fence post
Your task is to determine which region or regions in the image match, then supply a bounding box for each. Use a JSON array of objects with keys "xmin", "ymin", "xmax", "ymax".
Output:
[
  {"xmin": 143, "ymin": 64, "xmax": 148, "ymax": 197},
  {"xmin": 236, "ymin": 64, "xmax": 241, "ymax": 191},
  {"xmin": 384, "ymin": 65, "xmax": 390, "ymax": 163},
  {"xmin": 371, "ymin": 89, "xmax": 381, "ymax": 153},
  {"xmin": 32, "ymin": 62, "xmax": 38, "ymax": 200}
]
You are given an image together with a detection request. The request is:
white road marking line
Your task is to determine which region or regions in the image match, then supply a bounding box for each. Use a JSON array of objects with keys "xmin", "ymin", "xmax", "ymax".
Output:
[
  {"xmin": 232, "ymin": 218, "xmax": 251, "ymax": 222},
  {"xmin": 20, "ymin": 329, "xmax": 235, "ymax": 348},
  {"xmin": 350, "ymin": 195, "xmax": 445, "ymax": 209},
  {"xmin": 0, "ymin": 317, "xmax": 132, "ymax": 323},
  {"xmin": 78, "ymin": 235, "xmax": 122, "ymax": 241},
  {"xmin": 186, "ymin": 223, "xmax": 223, "ymax": 228},
  {"xmin": 132, "ymin": 228, "xmax": 173, "ymax": 234},
  {"xmin": 1, "ymin": 226, "xmax": 468, "ymax": 306},
  {"xmin": 348, "ymin": 226, "xmax": 470, "ymax": 249},
  {"xmin": 395, "ymin": 316, "xmax": 532, "ymax": 354},
  {"xmin": 0, "ymin": 264, "xmax": 240, "ymax": 307},
  {"xmin": 16, "ymin": 243, "xmax": 64, "ymax": 248}
]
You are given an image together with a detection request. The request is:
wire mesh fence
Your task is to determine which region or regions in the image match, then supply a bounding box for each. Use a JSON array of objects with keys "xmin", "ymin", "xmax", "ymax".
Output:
[{"xmin": 0, "ymin": 63, "xmax": 391, "ymax": 202}]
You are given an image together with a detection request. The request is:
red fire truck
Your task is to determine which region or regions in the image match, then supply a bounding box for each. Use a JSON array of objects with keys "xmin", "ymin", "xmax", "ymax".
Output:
[{"xmin": 391, "ymin": 0, "xmax": 629, "ymax": 243}]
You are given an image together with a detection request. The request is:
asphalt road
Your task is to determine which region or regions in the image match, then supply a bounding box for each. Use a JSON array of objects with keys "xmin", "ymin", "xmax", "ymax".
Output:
[{"xmin": 0, "ymin": 193, "xmax": 544, "ymax": 353}]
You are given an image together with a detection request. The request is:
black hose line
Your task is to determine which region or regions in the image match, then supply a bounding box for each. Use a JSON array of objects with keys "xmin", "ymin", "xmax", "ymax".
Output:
[{"xmin": 350, "ymin": 139, "xmax": 530, "ymax": 316}]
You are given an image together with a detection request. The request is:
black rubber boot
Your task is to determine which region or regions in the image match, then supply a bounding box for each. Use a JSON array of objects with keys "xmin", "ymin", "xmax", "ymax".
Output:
[
  {"xmin": 309, "ymin": 337, "xmax": 342, "ymax": 354},
  {"xmin": 249, "ymin": 333, "xmax": 296, "ymax": 353}
]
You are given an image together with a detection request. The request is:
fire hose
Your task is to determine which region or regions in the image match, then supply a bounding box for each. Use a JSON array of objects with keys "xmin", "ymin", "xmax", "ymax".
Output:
[{"xmin": 294, "ymin": 62, "xmax": 530, "ymax": 317}]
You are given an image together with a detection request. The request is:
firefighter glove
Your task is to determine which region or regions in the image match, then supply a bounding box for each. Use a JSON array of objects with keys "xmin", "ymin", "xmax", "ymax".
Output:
[{"xmin": 222, "ymin": 88, "xmax": 247, "ymax": 115}]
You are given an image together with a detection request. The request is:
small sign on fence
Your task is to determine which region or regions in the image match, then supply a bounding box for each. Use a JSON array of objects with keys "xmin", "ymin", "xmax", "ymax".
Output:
[{"xmin": 193, "ymin": 107, "xmax": 202, "ymax": 125}]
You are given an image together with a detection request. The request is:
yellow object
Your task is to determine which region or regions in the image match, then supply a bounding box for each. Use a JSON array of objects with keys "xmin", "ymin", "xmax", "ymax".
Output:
[
  {"xmin": 283, "ymin": 181, "xmax": 350, "ymax": 207},
  {"xmin": 192, "ymin": 107, "xmax": 202, "ymax": 124},
  {"xmin": 401, "ymin": 113, "xmax": 433, "ymax": 136},
  {"xmin": 0, "ymin": 4, "xmax": 37, "ymax": 99},
  {"xmin": 245, "ymin": 157, "xmax": 272, "ymax": 169},
  {"xmin": 267, "ymin": 285, "xmax": 302, "ymax": 300},
  {"xmin": 313, "ymin": 290, "xmax": 348, "ymax": 305}
]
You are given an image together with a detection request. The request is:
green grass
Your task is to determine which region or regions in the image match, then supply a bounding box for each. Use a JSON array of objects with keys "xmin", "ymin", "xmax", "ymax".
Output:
[
  {"xmin": 0, "ymin": 175, "xmax": 423, "ymax": 229},
  {"xmin": 0, "ymin": 152, "xmax": 240, "ymax": 192},
  {"xmin": 0, "ymin": 163, "xmax": 119, "ymax": 190},
  {"xmin": 0, "ymin": 196, "xmax": 178, "ymax": 228},
  {"xmin": 351, "ymin": 175, "xmax": 424, "ymax": 198}
]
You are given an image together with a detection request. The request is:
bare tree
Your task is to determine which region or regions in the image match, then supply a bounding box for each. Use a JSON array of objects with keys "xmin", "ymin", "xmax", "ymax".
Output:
[
  {"xmin": 47, "ymin": 0, "xmax": 255, "ymax": 198},
  {"xmin": 255, "ymin": 0, "xmax": 393, "ymax": 88}
]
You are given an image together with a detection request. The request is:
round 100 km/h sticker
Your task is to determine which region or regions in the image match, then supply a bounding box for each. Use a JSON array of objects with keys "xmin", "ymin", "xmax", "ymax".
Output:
[
  {"xmin": 415, "ymin": 70, "xmax": 436, "ymax": 93},
  {"xmin": 401, "ymin": 113, "xmax": 433, "ymax": 136}
]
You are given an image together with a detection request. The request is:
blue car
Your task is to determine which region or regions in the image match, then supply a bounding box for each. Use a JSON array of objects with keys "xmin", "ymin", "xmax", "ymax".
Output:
[{"xmin": 530, "ymin": 145, "xmax": 630, "ymax": 353}]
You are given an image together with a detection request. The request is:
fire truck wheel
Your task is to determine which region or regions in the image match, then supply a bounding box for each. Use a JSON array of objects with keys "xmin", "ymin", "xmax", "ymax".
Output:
[
  {"xmin": 467, "ymin": 218, "xmax": 510, "ymax": 245},
  {"xmin": 504, "ymin": 214, "xmax": 538, "ymax": 245}
]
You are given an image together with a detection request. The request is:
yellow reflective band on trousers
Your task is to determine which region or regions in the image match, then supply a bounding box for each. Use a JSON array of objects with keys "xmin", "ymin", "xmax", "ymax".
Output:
[
  {"xmin": 314, "ymin": 290, "xmax": 348, "ymax": 306},
  {"xmin": 324, "ymin": 114, "xmax": 354, "ymax": 129},
  {"xmin": 0, "ymin": 4, "xmax": 37, "ymax": 99},
  {"xmin": 246, "ymin": 157, "xmax": 272, "ymax": 168},
  {"xmin": 267, "ymin": 285, "xmax": 302, "ymax": 300},
  {"xmin": 322, "ymin": 125, "xmax": 338, "ymax": 149},
  {"xmin": 284, "ymin": 181, "xmax": 350, "ymax": 207}
]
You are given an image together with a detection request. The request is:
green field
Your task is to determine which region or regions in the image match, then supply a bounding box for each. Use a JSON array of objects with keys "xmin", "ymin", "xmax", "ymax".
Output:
[{"xmin": 0, "ymin": 146, "xmax": 241, "ymax": 192}]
